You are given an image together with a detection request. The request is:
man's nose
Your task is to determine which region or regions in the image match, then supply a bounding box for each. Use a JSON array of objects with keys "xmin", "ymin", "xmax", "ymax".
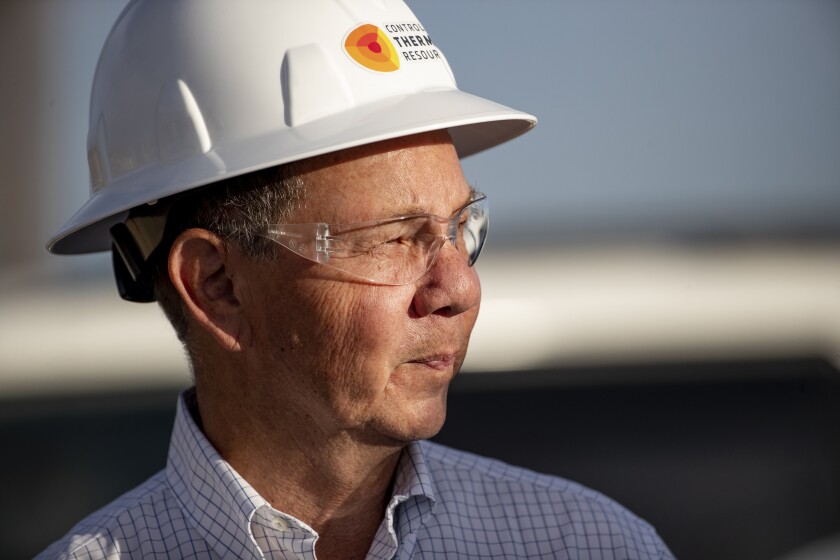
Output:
[{"xmin": 410, "ymin": 241, "xmax": 481, "ymax": 318}]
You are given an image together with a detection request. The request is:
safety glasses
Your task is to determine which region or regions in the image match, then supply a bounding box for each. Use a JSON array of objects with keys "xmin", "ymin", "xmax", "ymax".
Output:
[{"xmin": 260, "ymin": 192, "xmax": 488, "ymax": 285}]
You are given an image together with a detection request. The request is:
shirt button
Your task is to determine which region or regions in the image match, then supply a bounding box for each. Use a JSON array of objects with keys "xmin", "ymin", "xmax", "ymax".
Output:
[{"xmin": 271, "ymin": 516, "xmax": 289, "ymax": 531}]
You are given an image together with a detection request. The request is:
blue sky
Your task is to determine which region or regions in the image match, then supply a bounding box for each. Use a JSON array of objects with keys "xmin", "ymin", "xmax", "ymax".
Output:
[{"xmin": 414, "ymin": 0, "xmax": 840, "ymax": 240}]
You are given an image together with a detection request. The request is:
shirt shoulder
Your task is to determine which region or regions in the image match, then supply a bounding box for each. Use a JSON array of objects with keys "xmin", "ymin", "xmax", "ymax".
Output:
[
  {"xmin": 35, "ymin": 470, "xmax": 208, "ymax": 560},
  {"xmin": 418, "ymin": 441, "xmax": 674, "ymax": 559}
]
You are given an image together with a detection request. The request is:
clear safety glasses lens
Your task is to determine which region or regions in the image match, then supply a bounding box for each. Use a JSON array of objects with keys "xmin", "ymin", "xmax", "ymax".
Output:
[{"xmin": 261, "ymin": 193, "xmax": 488, "ymax": 285}]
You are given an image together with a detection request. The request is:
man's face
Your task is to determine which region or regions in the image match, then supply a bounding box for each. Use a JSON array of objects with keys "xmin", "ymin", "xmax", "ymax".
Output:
[{"xmin": 235, "ymin": 131, "xmax": 480, "ymax": 445}]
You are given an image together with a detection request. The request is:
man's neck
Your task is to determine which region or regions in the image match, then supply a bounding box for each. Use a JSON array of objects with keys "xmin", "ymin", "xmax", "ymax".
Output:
[{"xmin": 194, "ymin": 381, "xmax": 404, "ymax": 560}]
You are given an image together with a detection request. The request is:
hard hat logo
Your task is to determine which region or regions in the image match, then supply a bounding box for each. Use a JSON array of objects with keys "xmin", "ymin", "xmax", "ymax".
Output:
[{"xmin": 344, "ymin": 24, "xmax": 401, "ymax": 72}]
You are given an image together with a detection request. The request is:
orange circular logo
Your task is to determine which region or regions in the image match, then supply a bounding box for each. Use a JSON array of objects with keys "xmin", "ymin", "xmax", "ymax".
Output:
[{"xmin": 344, "ymin": 24, "xmax": 400, "ymax": 72}]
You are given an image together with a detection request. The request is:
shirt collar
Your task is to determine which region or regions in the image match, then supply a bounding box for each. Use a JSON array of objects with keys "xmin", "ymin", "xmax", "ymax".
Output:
[
  {"xmin": 367, "ymin": 441, "xmax": 437, "ymax": 559},
  {"xmin": 392, "ymin": 441, "xmax": 436, "ymax": 508},
  {"xmin": 165, "ymin": 388, "xmax": 437, "ymax": 560},
  {"xmin": 166, "ymin": 388, "xmax": 267, "ymax": 559}
]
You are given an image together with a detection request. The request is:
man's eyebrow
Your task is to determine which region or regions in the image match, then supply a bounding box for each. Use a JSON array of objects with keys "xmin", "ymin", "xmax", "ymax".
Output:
[
  {"xmin": 454, "ymin": 186, "xmax": 479, "ymax": 212},
  {"xmin": 386, "ymin": 186, "xmax": 478, "ymax": 219}
]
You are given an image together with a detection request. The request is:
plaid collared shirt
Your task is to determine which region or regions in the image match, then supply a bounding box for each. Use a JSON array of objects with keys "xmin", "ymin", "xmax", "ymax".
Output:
[{"xmin": 38, "ymin": 390, "xmax": 674, "ymax": 559}]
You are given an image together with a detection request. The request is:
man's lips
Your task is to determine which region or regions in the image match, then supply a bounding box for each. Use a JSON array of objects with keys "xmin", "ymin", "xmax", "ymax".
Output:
[{"xmin": 406, "ymin": 354, "xmax": 457, "ymax": 371}]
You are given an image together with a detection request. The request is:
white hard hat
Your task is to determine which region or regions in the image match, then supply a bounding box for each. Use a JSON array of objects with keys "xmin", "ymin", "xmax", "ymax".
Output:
[{"xmin": 47, "ymin": 0, "xmax": 536, "ymax": 255}]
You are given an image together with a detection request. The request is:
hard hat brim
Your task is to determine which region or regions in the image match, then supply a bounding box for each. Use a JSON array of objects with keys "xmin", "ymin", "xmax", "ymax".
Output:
[{"xmin": 48, "ymin": 88, "xmax": 536, "ymax": 255}]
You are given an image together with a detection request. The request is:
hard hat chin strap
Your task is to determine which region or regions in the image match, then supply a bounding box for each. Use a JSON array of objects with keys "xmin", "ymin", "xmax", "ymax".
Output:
[{"xmin": 109, "ymin": 200, "xmax": 174, "ymax": 303}]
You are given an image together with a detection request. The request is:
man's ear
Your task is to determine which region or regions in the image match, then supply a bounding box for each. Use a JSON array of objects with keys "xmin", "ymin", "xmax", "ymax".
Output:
[{"xmin": 168, "ymin": 228, "xmax": 252, "ymax": 351}]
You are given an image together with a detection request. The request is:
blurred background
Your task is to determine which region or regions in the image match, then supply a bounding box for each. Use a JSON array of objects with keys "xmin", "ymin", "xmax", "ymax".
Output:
[{"xmin": 2, "ymin": 1, "xmax": 839, "ymax": 558}]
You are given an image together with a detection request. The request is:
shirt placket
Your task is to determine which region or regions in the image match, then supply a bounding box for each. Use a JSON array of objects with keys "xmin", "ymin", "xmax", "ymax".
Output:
[{"xmin": 251, "ymin": 505, "xmax": 319, "ymax": 560}]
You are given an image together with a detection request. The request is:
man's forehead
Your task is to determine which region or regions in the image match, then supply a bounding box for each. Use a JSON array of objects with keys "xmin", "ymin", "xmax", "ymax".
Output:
[{"xmin": 289, "ymin": 131, "xmax": 469, "ymax": 222}]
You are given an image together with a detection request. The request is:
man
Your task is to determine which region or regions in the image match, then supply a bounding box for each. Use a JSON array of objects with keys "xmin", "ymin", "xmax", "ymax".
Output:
[{"xmin": 40, "ymin": 1, "xmax": 673, "ymax": 558}]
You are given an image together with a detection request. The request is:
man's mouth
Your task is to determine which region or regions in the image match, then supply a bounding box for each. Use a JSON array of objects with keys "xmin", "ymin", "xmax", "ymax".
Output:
[{"xmin": 408, "ymin": 353, "xmax": 457, "ymax": 371}]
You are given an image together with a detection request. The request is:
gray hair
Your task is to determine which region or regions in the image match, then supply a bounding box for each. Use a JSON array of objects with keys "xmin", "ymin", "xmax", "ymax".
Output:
[{"xmin": 153, "ymin": 162, "xmax": 306, "ymax": 343}]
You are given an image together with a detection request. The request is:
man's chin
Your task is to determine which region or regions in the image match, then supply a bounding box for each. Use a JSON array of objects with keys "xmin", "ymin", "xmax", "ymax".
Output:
[{"xmin": 366, "ymin": 398, "xmax": 449, "ymax": 445}]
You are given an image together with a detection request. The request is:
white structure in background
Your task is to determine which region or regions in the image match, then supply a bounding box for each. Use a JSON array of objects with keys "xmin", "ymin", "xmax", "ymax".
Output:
[{"xmin": 3, "ymin": 243, "xmax": 840, "ymax": 397}]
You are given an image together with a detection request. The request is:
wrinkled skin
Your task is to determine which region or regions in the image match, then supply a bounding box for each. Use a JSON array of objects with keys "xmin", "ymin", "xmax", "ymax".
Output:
[{"xmin": 226, "ymin": 130, "xmax": 480, "ymax": 446}]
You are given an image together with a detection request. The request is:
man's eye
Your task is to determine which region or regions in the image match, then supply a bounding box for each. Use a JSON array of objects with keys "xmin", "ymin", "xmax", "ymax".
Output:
[
  {"xmin": 456, "ymin": 215, "xmax": 469, "ymax": 234},
  {"xmin": 353, "ymin": 234, "xmax": 408, "ymax": 254}
]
